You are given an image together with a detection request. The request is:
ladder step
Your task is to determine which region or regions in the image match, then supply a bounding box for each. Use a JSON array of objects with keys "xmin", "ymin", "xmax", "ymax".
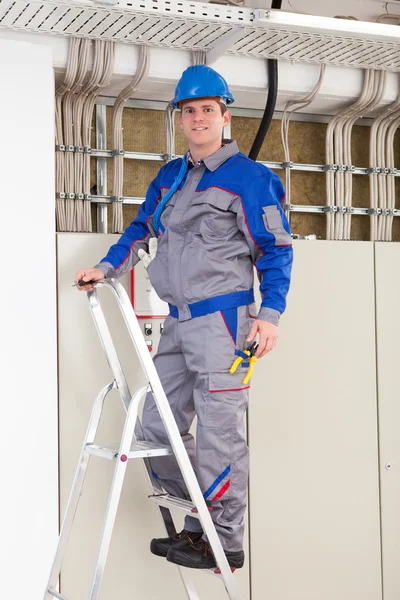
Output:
[
  {"xmin": 48, "ymin": 589, "xmax": 69, "ymax": 600},
  {"xmin": 85, "ymin": 440, "xmax": 173, "ymax": 460},
  {"xmin": 149, "ymin": 493, "xmax": 201, "ymax": 516}
]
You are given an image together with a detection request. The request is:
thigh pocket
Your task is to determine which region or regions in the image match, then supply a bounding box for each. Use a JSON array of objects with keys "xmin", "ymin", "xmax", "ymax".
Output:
[{"xmin": 207, "ymin": 372, "xmax": 249, "ymax": 429}]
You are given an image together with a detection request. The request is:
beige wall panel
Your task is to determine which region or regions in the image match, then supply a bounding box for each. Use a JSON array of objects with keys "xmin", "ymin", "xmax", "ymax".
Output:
[
  {"xmin": 57, "ymin": 233, "xmax": 249, "ymax": 600},
  {"xmin": 249, "ymin": 240, "xmax": 382, "ymax": 600},
  {"xmin": 375, "ymin": 242, "xmax": 400, "ymax": 600}
]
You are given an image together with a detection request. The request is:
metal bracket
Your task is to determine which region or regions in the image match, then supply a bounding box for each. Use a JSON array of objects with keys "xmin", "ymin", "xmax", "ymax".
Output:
[
  {"xmin": 112, "ymin": 149, "xmax": 125, "ymax": 157},
  {"xmin": 56, "ymin": 192, "xmax": 66, "ymax": 199},
  {"xmin": 55, "ymin": 144, "xmax": 65, "ymax": 152},
  {"xmin": 110, "ymin": 196, "xmax": 124, "ymax": 203},
  {"xmin": 65, "ymin": 145, "xmax": 75, "ymax": 153},
  {"xmin": 84, "ymin": 194, "xmax": 92, "ymax": 201},
  {"xmin": 76, "ymin": 193, "xmax": 85, "ymax": 200},
  {"xmin": 388, "ymin": 168, "xmax": 398, "ymax": 175},
  {"xmin": 367, "ymin": 167, "xmax": 379, "ymax": 174},
  {"xmin": 75, "ymin": 146, "xmax": 84, "ymax": 154},
  {"xmin": 345, "ymin": 165, "xmax": 355, "ymax": 172},
  {"xmin": 67, "ymin": 193, "xmax": 76, "ymax": 199},
  {"xmin": 254, "ymin": 9, "xmax": 271, "ymax": 23},
  {"xmin": 322, "ymin": 206, "xmax": 338, "ymax": 213},
  {"xmin": 282, "ymin": 161, "xmax": 293, "ymax": 169},
  {"xmin": 84, "ymin": 146, "xmax": 92, "ymax": 154},
  {"xmin": 336, "ymin": 165, "xmax": 347, "ymax": 172},
  {"xmin": 323, "ymin": 164, "xmax": 338, "ymax": 172},
  {"xmin": 367, "ymin": 208, "xmax": 383, "ymax": 215},
  {"xmin": 206, "ymin": 27, "xmax": 246, "ymax": 66},
  {"xmin": 283, "ymin": 203, "xmax": 294, "ymax": 211}
]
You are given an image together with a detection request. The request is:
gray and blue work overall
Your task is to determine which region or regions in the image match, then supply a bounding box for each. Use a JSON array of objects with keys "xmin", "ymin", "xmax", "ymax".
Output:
[{"xmin": 96, "ymin": 140, "xmax": 293, "ymax": 552}]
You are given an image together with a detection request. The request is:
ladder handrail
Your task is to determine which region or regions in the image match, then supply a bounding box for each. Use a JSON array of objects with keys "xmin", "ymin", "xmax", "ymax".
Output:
[{"xmin": 87, "ymin": 279, "xmax": 243, "ymax": 599}]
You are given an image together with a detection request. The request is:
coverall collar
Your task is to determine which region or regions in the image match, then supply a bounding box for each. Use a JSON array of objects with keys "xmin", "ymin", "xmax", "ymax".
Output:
[{"xmin": 188, "ymin": 140, "xmax": 239, "ymax": 172}]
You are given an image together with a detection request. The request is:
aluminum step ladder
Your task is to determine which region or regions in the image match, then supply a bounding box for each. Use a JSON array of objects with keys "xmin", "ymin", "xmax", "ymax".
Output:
[{"xmin": 44, "ymin": 279, "xmax": 243, "ymax": 600}]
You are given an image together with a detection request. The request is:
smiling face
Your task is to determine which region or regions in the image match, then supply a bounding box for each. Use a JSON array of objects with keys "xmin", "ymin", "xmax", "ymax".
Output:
[{"xmin": 178, "ymin": 97, "xmax": 231, "ymax": 159}]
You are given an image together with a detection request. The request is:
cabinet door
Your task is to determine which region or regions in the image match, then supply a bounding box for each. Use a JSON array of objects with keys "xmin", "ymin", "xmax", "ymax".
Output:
[
  {"xmin": 249, "ymin": 241, "xmax": 382, "ymax": 600},
  {"xmin": 375, "ymin": 242, "xmax": 400, "ymax": 600}
]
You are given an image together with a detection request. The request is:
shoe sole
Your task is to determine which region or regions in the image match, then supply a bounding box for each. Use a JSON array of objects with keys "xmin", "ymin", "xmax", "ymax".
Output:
[{"xmin": 166, "ymin": 550, "xmax": 244, "ymax": 570}]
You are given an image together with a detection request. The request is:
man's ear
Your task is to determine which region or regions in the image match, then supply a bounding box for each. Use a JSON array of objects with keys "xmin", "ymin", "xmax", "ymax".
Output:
[
  {"xmin": 223, "ymin": 110, "xmax": 232, "ymax": 128},
  {"xmin": 179, "ymin": 114, "xmax": 183, "ymax": 129}
]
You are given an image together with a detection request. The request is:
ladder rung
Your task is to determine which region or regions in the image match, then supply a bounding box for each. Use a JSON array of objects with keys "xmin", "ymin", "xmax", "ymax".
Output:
[
  {"xmin": 149, "ymin": 493, "xmax": 199, "ymax": 516},
  {"xmin": 85, "ymin": 440, "xmax": 173, "ymax": 460},
  {"xmin": 48, "ymin": 589, "xmax": 69, "ymax": 600}
]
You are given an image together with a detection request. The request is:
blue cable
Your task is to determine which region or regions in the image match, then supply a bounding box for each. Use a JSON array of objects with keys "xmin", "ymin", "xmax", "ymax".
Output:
[{"xmin": 153, "ymin": 154, "xmax": 188, "ymax": 235}]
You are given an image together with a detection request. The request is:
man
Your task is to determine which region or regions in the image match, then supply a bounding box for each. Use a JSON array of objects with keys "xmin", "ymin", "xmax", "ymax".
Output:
[{"xmin": 75, "ymin": 65, "xmax": 293, "ymax": 570}]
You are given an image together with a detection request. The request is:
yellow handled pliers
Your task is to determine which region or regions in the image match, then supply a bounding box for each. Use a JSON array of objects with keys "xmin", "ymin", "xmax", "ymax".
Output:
[{"xmin": 230, "ymin": 341, "xmax": 258, "ymax": 385}]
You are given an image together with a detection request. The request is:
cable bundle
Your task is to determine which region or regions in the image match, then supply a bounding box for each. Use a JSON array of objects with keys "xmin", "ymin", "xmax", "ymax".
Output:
[
  {"xmin": 369, "ymin": 75, "xmax": 400, "ymax": 241},
  {"xmin": 55, "ymin": 39, "xmax": 80, "ymax": 232},
  {"xmin": 280, "ymin": 64, "xmax": 326, "ymax": 216},
  {"xmin": 325, "ymin": 69, "xmax": 386, "ymax": 240},
  {"xmin": 81, "ymin": 41, "xmax": 115, "ymax": 232},
  {"xmin": 111, "ymin": 45, "xmax": 149, "ymax": 233},
  {"xmin": 55, "ymin": 39, "xmax": 115, "ymax": 233}
]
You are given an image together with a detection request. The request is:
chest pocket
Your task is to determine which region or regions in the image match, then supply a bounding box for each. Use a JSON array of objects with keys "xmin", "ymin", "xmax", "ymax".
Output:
[
  {"xmin": 190, "ymin": 188, "xmax": 236, "ymax": 237},
  {"xmin": 159, "ymin": 188, "xmax": 177, "ymax": 228}
]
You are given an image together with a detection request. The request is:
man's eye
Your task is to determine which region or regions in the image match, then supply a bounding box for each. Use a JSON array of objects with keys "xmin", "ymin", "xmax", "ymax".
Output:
[{"xmin": 205, "ymin": 108, "xmax": 213, "ymax": 113}]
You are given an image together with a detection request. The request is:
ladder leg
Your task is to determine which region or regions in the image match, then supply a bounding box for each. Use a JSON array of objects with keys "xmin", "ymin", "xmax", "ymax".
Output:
[
  {"xmin": 43, "ymin": 382, "xmax": 114, "ymax": 600},
  {"xmin": 89, "ymin": 386, "xmax": 147, "ymax": 600}
]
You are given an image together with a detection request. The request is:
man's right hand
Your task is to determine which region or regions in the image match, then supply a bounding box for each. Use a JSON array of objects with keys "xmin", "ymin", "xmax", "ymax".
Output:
[{"xmin": 74, "ymin": 268, "xmax": 105, "ymax": 291}]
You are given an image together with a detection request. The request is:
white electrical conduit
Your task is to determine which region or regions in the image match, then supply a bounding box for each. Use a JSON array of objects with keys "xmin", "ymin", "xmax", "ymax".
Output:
[
  {"xmin": 333, "ymin": 70, "xmax": 384, "ymax": 240},
  {"xmin": 111, "ymin": 45, "xmax": 149, "ymax": 233},
  {"xmin": 326, "ymin": 69, "xmax": 378, "ymax": 240},
  {"xmin": 192, "ymin": 50, "xmax": 206, "ymax": 66},
  {"xmin": 369, "ymin": 79, "xmax": 400, "ymax": 240},
  {"xmin": 63, "ymin": 39, "xmax": 91, "ymax": 232},
  {"xmin": 280, "ymin": 64, "xmax": 326, "ymax": 218},
  {"xmin": 55, "ymin": 38, "xmax": 80, "ymax": 232},
  {"xmin": 376, "ymin": 14, "xmax": 400, "ymax": 24},
  {"xmin": 385, "ymin": 109, "xmax": 400, "ymax": 241},
  {"xmin": 342, "ymin": 70, "xmax": 387, "ymax": 240},
  {"xmin": 81, "ymin": 41, "xmax": 115, "ymax": 232},
  {"xmin": 164, "ymin": 104, "xmax": 176, "ymax": 162},
  {"xmin": 326, "ymin": 70, "xmax": 372, "ymax": 239},
  {"xmin": 376, "ymin": 88, "xmax": 400, "ymax": 241},
  {"xmin": 71, "ymin": 39, "xmax": 91, "ymax": 232}
]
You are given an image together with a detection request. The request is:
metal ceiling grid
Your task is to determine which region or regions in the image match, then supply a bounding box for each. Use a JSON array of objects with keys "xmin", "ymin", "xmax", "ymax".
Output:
[
  {"xmin": 0, "ymin": 0, "xmax": 399, "ymax": 71},
  {"xmin": 230, "ymin": 29, "xmax": 400, "ymax": 70}
]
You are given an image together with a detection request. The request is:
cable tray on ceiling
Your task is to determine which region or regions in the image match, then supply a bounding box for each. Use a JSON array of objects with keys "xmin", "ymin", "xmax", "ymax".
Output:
[{"xmin": 0, "ymin": 0, "xmax": 399, "ymax": 71}]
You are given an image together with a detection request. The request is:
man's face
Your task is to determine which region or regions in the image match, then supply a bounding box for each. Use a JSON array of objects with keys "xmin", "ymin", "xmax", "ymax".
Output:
[{"xmin": 179, "ymin": 98, "xmax": 231, "ymax": 148}]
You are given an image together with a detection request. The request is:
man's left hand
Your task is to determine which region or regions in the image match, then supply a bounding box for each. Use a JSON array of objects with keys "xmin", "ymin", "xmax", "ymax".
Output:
[{"xmin": 247, "ymin": 320, "xmax": 278, "ymax": 358}]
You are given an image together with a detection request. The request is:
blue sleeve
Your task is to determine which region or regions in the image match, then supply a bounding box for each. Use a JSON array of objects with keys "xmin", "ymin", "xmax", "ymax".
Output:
[
  {"xmin": 239, "ymin": 171, "xmax": 293, "ymax": 321},
  {"xmin": 96, "ymin": 171, "xmax": 162, "ymax": 278}
]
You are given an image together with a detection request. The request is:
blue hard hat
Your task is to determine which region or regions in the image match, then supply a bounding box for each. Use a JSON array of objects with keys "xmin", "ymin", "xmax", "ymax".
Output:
[{"xmin": 170, "ymin": 65, "xmax": 234, "ymax": 109}]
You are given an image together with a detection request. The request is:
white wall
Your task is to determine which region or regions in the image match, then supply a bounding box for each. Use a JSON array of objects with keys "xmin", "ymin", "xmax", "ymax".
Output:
[{"xmin": 0, "ymin": 37, "xmax": 58, "ymax": 597}]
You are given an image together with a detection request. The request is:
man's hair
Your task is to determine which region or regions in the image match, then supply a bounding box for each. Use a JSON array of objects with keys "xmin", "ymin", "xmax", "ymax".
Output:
[{"xmin": 179, "ymin": 97, "xmax": 227, "ymax": 115}]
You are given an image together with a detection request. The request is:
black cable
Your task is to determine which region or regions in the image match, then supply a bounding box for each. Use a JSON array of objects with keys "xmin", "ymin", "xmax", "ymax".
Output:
[{"xmin": 248, "ymin": 0, "xmax": 282, "ymax": 161}]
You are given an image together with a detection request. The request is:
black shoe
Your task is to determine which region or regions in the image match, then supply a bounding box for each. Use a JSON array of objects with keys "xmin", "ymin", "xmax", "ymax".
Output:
[
  {"xmin": 150, "ymin": 529, "xmax": 203, "ymax": 558},
  {"xmin": 166, "ymin": 538, "xmax": 245, "ymax": 570}
]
